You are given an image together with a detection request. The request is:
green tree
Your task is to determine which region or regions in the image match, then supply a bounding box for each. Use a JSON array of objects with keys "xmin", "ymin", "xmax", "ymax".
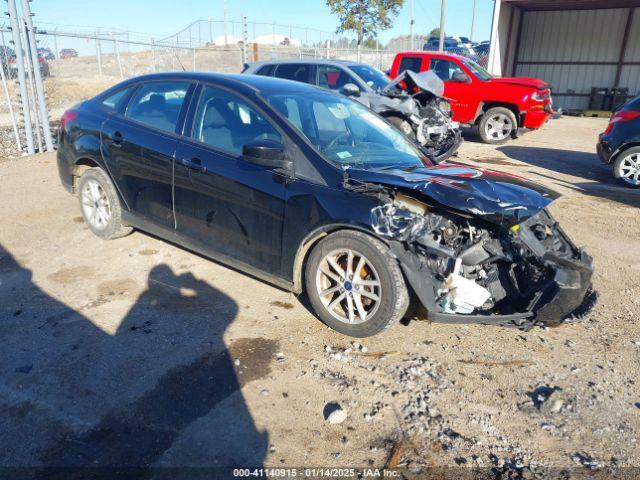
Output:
[
  {"xmin": 326, "ymin": 0, "xmax": 404, "ymax": 50},
  {"xmin": 428, "ymin": 27, "xmax": 441, "ymax": 38}
]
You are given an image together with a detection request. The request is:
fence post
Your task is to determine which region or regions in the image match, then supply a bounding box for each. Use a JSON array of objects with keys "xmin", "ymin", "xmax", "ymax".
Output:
[
  {"xmin": 0, "ymin": 30, "xmax": 21, "ymax": 151},
  {"xmin": 241, "ymin": 16, "xmax": 248, "ymax": 65},
  {"xmin": 21, "ymin": 20, "xmax": 42, "ymax": 151},
  {"xmin": 192, "ymin": 48, "xmax": 196, "ymax": 70},
  {"xmin": 6, "ymin": 0, "xmax": 34, "ymax": 154},
  {"xmin": 53, "ymin": 30, "xmax": 58, "ymax": 60},
  {"xmin": 96, "ymin": 34, "xmax": 103, "ymax": 75},
  {"xmin": 22, "ymin": 0, "xmax": 53, "ymax": 151},
  {"xmin": 326, "ymin": 39, "xmax": 330, "ymax": 58},
  {"xmin": 114, "ymin": 38, "xmax": 123, "ymax": 78},
  {"xmin": 151, "ymin": 38, "xmax": 156, "ymax": 72}
]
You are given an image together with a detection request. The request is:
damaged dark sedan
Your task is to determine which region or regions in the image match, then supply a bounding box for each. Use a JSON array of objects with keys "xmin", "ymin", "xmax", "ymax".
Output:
[{"xmin": 57, "ymin": 72, "xmax": 594, "ymax": 337}]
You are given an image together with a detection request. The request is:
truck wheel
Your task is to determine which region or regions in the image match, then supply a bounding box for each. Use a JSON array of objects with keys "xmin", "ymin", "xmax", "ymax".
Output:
[
  {"xmin": 305, "ymin": 230, "xmax": 409, "ymax": 337},
  {"xmin": 613, "ymin": 147, "xmax": 640, "ymax": 188},
  {"xmin": 478, "ymin": 107, "xmax": 517, "ymax": 144},
  {"xmin": 77, "ymin": 167, "xmax": 132, "ymax": 240}
]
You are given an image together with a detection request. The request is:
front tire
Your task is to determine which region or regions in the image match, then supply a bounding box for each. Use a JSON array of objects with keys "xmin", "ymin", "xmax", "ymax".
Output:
[
  {"xmin": 77, "ymin": 167, "xmax": 132, "ymax": 240},
  {"xmin": 613, "ymin": 147, "xmax": 640, "ymax": 188},
  {"xmin": 305, "ymin": 230, "xmax": 409, "ymax": 337},
  {"xmin": 478, "ymin": 107, "xmax": 517, "ymax": 144}
]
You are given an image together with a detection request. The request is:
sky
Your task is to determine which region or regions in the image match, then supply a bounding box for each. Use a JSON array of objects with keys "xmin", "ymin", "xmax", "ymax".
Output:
[{"xmin": 13, "ymin": 0, "xmax": 494, "ymax": 54}]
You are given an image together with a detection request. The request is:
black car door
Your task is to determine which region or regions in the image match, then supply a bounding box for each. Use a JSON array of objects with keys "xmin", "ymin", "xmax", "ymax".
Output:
[
  {"xmin": 101, "ymin": 80, "xmax": 192, "ymax": 230},
  {"xmin": 173, "ymin": 83, "xmax": 287, "ymax": 275}
]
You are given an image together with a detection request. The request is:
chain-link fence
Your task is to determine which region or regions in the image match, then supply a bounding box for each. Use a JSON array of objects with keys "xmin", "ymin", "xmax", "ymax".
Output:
[{"xmin": 0, "ymin": 19, "xmax": 491, "ymax": 157}]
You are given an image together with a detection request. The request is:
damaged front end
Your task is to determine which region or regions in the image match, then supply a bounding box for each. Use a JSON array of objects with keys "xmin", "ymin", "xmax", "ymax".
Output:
[{"xmin": 370, "ymin": 193, "xmax": 594, "ymax": 330}]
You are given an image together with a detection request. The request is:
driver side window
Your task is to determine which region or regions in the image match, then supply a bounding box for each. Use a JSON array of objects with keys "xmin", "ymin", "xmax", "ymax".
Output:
[
  {"xmin": 192, "ymin": 85, "xmax": 281, "ymax": 155},
  {"xmin": 429, "ymin": 59, "xmax": 463, "ymax": 81}
]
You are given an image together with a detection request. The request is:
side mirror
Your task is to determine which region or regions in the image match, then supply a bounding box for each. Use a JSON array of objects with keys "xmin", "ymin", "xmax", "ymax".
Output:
[
  {"xmin": 242, "ymin": 139, "xmax": 293, "ymax": 176},
  {"xmin": 341, "ymin": 83, "xmax": 360, "ymax": 97},
  {"xmin": 452, "ymin": 70, "xmax": 471, "ymax": 83}
]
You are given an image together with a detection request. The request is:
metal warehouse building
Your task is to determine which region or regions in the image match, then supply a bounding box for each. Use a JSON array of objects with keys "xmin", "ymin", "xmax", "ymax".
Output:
[{"xmin": 487, "ymin": 0, "xmax": 640, "ymax": 111}]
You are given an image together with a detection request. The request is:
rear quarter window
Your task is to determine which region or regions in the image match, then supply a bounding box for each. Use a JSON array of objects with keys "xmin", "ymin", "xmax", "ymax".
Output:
[{"xmin": 101, "ymin": 87, "xmax": 132, "ymax": 111}]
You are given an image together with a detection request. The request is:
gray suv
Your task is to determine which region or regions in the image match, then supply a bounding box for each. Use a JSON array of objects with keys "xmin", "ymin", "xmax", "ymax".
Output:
[{"xmin": 242, "ymin": 59, "xmax": 462, "ymax": 162}]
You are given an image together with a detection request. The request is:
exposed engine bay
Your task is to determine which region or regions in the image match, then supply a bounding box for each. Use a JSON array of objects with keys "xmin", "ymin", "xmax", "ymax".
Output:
[
  {"xmin": 355, "ymin": 70, "xmax": 462, "ymax": 162},
  {"xmin": 369, "ymin": 192, "xmax": 595, "ymax": 329}
]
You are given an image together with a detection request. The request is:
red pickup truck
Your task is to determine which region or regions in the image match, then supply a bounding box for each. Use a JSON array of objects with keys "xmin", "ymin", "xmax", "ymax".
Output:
[{"xmin": 389, "ymin": 52, "xmax": 553, "ymax": 144}]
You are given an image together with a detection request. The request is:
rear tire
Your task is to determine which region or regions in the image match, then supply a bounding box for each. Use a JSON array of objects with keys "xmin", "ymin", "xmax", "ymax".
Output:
[
  {"xmin": 77, "ymin": 167, "xmax": 132, "ymax": 240},
  {"xmin": 305, "ymin": 230, "xmax": 409, "ymax": 337},
  {"xmin": 478, "ymin": 107, "xmax": 517, "ymax": 144},
  {"xmin": 613, "ymin": 147, "xmax": 640, "ymax": 188}
]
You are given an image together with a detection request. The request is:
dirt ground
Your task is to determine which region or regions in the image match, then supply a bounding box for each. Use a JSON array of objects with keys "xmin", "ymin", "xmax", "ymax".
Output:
[{"xmin": 1, "ymin": 116, "xmax": 639, "ymax": 477}]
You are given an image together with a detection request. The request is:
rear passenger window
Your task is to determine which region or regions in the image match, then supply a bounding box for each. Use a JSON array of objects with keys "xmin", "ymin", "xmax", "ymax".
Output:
[
  {"xmin": 274, "ymin": 64, "xmax": 311, "ymax": 83},
  {"xmin": 192, "ymin": 85, "xmax": 281, "ymax": 155},
  {"xmin": 102, "ymin": 87, "xmax": 132, "ymax": 111},
  {"xmin": 126, "ymin": 82, "xmax": 189, "ymax": 133},
  {"xmin": 398, "ymin": 56, "xmax": 422, "ymax": 74}
]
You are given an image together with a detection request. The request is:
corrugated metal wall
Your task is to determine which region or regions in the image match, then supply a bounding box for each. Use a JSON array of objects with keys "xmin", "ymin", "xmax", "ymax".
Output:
[{"xmin": 507, "ymin": 7, "xmax": 640, "ymax": 110}]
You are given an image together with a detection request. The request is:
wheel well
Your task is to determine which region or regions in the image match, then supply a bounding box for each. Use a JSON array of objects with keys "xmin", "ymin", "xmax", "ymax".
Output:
[
  {"xmin": 475, "ymin": 102, "xmax": 520, "ymax": 126},
  {"xmin": 612, "ymin": 142, "xmax": 640, "ymax": 162},
  {"xmin": 292, "ymin": 226, "xmax": 380, "ymax": 293},
  {"xmin": 71, "ymin": 158, "xmax": 100, "ymax": 193}
]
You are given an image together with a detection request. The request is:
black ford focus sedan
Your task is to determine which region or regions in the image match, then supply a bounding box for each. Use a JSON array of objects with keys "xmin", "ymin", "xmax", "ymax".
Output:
[{"xmin": 57, "ymin": 72, "xmax": 593, "ymax": 337}]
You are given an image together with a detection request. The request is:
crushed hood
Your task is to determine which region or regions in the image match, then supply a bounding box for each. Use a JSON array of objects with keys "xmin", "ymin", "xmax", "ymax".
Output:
[
  {"xmin": 347, "ymin": 163, "xmax": 559, "ymax": 227},
  {"xmin": 488, "ymin": 76, "xmax": 548, "ymax": 90},
  {"xmin": 383, "ymin": 70, "xmax": 445, "ymax": 97}
]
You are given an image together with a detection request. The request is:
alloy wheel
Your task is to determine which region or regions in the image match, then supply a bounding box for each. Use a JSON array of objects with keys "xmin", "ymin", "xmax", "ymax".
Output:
[
  {"xmin": 617, "ymin": 152, "xmax": 640, "ymax": 186},
  {"xmin": 315, "ymin": 248, "xmax": 381, "ymax": 324},
  {"xmin": 485, "ymin": 113, "xmax": 513, "ymax": 141},
  {"xmin": 81, "ymin": 178, "xmax": 112, "ymax": 230}
]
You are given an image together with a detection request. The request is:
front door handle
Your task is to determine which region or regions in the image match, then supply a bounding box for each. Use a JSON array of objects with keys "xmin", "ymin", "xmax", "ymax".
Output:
[
  {"xmin": 111, "ymin": 131, "xmax": 123, "ymax": 146},
  {"xmin": 182, "ymin": 157, "xmax": 205, "ymax": 172}
]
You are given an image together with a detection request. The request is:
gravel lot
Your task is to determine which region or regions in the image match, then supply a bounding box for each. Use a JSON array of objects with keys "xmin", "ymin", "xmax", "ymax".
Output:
[{"xmin": 1, "ymin": 116, "xmax": 639, "ymax": 477}]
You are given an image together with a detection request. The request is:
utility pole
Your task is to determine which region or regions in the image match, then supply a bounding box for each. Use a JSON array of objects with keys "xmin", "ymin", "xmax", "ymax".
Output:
[
  {"xmin": 409, "ymin": 0, "xmax": 415, "ymax": 50},
  {"xmin": 438, "ymin": 0, "xmax": 447, "ymax": 52},
  {"xmin": 6, "ymin": 0, "xmax": 34, "ymax": 154},
  {"xmin": 470, "ymin": 0, "xmax": 476, "ymax": 41},
  {"xmin": 223, "ymin": 0, "xmax": 228, "ymax": 46}
]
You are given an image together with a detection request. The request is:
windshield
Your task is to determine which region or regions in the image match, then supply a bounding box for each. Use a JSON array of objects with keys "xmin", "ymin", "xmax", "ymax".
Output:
[
  {"xmin": 462, "ymin": 58, "xmax": 493, "ymax": 81},
  {"xmin": 266, "ymin": 91, "xmax": 431, "ymax": 170},
  {"xmin": 348, "ymin": 64, "xmax": 390, "ymax": 91}
]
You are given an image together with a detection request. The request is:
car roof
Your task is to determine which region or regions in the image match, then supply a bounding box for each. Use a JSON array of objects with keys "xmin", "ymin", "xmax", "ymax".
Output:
[
  {"xmin": 399, "ymin": 51, "xmax": 467, "ymax": 61},
  {"xmin": 108, "ymin": 71, "xmax": 335, "ymax": 97},
  {"xmin": 249, "ymin": 58, "xmax": 364, "ymax": 68}
]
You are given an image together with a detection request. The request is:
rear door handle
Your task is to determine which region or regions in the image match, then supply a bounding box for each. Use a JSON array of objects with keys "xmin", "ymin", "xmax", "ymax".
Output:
[{"xmin": 182, "ymin": 157, "xmax": 205, "ymax": 172}]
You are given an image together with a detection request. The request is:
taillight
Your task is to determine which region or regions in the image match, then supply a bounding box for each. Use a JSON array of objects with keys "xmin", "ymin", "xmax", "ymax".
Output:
[
  {"xmin": 60, "ymin": 110, "xmax": 78, "ymax": 130},
  {"xmin": 604, "ymin": 110, "xmax": 640, "ymax": 134}
]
